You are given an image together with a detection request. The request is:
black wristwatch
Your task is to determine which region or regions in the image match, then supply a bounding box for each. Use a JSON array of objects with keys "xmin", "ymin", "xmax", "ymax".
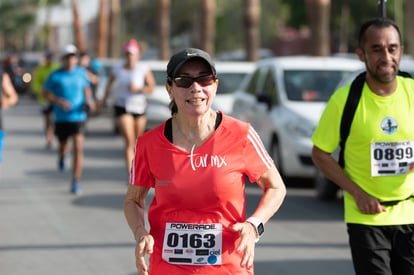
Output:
[{"xmin": 246, "ymin": 217, "xmax": 264, "ymax": 242}]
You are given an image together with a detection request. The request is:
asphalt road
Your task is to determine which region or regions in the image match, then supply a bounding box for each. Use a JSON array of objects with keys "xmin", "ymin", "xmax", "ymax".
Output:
[{"xmin": 0, "ymin": 96, "xmax": 354, "ymax": 275}]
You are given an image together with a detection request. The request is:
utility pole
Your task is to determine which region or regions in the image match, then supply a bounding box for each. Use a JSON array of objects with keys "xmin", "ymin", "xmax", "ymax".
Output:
[{"xmin": 378, "ymin": 0, "xmax": 387, "ymax": 18}]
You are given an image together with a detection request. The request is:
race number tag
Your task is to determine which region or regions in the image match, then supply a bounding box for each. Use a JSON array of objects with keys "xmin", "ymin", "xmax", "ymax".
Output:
[
  {"xmin": 162, "ymin": 222, "xmax": 222, "ymax": 265},
  {"xmin": 371, "ymin": 141, "xmax": 414, "ymax": 176}
]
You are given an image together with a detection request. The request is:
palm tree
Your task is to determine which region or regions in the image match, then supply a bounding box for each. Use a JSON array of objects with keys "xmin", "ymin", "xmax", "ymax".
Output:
[
  {"xmin": 305, "ymin": 0, "xmax": 331, "ymax": 56},
  {"xmin": 338, "ymin": 4, "xmax": 349, "ymax": 53},
  {"xmin": 72, "ymin": 0, "xmax": 86, "ymax": 52},
  {"xmin": 97, "ymin": 0, "xmax": 109, "ymax": 58},
  {"xmin": 243, "ymin": 0, "xmax": 260, "ymax": 61},
  {"xmin": 0, "ymin": 0, "xmax": 48, "ymax": 51},
  {"xmin": 37, "ymin": 0, "xmax": 61, "ymax": 51},
  {"xmin": 109, "ymin": 0, "xmax": 121, "ymax": 58},
  {"xmin": 200, "ymin": 0, "xmax": 215, "ymax": 57},
  {"xmin": 158, "ymin": 0, "xmax": 170, "ymax": 60}
]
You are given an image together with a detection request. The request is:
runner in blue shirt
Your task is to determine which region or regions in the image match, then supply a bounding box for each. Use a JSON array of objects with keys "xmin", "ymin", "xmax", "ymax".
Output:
[{"xmin": 43, "ymin": 44, "xmax": 95, "ymax": 194}]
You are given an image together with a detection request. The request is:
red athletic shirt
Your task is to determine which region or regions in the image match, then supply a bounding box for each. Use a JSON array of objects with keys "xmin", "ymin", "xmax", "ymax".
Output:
[{"xmin": 130, "ymin": 113, "xmax": 274, "ymax": 275}]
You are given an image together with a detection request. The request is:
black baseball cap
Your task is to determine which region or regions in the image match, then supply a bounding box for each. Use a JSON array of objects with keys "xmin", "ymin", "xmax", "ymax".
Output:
[{"xmin": 167, "ymin": 48, "xmax": 216, "ymax": 78}]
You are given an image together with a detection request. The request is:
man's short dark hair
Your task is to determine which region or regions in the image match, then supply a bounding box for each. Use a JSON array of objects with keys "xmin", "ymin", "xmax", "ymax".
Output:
[{"xmin": 358, "ymin": 17, "xmax": 401, "ymax": 48}]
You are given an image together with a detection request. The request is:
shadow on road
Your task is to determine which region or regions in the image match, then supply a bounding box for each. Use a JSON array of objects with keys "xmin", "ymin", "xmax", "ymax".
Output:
[
  {"xmin": 245, "ymin": 177, "xmax": 343, "ymax": 222},
  {"xmin": 254, "ymin": 259, "xmax": 352, "ymax": 275}
]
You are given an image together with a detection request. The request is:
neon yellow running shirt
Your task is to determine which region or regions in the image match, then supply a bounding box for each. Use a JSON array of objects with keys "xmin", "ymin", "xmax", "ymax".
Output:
[{"xmin": 312, "ymin": 76, "xmax": 414, "ymax": 225}]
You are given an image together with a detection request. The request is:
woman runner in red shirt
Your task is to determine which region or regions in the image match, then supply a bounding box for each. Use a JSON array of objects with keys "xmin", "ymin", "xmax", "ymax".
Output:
[{"xmin": 124, "ymin": 48, "xmax": 286, "ymax": 275}]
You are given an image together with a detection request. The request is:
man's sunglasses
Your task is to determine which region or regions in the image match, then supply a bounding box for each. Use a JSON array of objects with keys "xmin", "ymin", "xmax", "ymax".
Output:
[{"xmin": 170, "ymin": 75, "xmax": 217, "ymax": 88}]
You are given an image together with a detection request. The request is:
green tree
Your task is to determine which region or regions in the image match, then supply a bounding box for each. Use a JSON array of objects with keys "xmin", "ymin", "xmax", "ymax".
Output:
[
  {"xmin": 0, "ymin": 1, "xmax": 36, "ymax": 51},
  {"xmin": 102, "ymin": 0, "xmax": 410, "ymax": 59},
  {"xmin": 37, "ymin": 0, "xmax": 61, "ymax": 51},
  {"xmin": 0, "ymin": 0, "xmax": 61, "ymax": 52}
]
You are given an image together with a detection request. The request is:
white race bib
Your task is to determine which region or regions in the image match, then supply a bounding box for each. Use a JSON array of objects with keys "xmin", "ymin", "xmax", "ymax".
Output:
[
  {"xmin": 162, "ymin": 222, "xmax": 222, "ymax": 265},
  {"xmin": 371, "ymin": 140, "xmax": 414, "ymax": 176}
]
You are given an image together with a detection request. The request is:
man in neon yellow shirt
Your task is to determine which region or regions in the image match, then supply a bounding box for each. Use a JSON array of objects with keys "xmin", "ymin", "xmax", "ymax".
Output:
[
  {"xmin": 312, "ymin": 18, "xmax": 414, "ymax": 275},
  {"xmin": 31, "ymin": 51, "xmax": 60, "ymax": 148}
]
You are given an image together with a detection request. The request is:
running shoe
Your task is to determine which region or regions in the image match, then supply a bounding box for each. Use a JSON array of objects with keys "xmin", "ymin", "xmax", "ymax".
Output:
[
  {"xmin": 71, "ymin": 181, "xmax": 81, "ymax": 195},
  {"xmin": 46, "ymin": 142, "xmax": 52, "ymax": 150},
  {"xmin": 58, "ymin": 157, "xmax": 65, "ymax": 171}
]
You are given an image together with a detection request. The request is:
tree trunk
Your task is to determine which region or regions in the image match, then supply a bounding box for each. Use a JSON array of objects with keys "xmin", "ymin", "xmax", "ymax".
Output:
[
  {"xmin": 200, "ymin": 0, "xmax": 215, "ymax": 57},
  {"xmin": 305, "ymin": 0, "xmax": 331, "ymax": 56},
  {"xmin": 158, "ymin": 0, "xmax": 170, "ymax": 60},
  {"xmin": 109, "ymin": 0, "xmax": 121, "ymax": 58},
  {"xmin": 406, "ymin": 0, "xmax": 414, "ymax": 58},
  {"xmin": 97, "ymin": 0, "xmax": 109, "ymax": 58},
  {"xmin": 338, "ymin": 4, "xmax": 349, "ymax": 53},
  {"xmin": 72, "ymin": 0, "xmax": 86, "ymax": 52},
  {"xmin": 243, "ymin": 0, "xmax": 260, "ymax": 61}
]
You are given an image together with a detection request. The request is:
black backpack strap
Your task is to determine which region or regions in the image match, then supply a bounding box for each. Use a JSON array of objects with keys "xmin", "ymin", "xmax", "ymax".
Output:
[
  {"xmin": 338, "ymin": 72, "xmax": 366, "ymax": 168},
  {"xmin": 338, "ymin": 70, "xmax": 412, "ymax": 168},
  {"xmin": 397, "ymin": 70, "xmax": 412, "ymax": 78}
]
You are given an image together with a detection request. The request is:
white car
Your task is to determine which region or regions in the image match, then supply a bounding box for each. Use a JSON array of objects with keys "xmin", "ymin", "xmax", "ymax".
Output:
[
  {"xmin": 213, "ymin": 62, "xmax": 255, "ymax": 114},
  {"xmin": 140, "ymin": 60, "xmax": 170, "ymax": 130},
  {"xmin": 231, "ymin": 56, "xmax": 364, "ymax": 180}
]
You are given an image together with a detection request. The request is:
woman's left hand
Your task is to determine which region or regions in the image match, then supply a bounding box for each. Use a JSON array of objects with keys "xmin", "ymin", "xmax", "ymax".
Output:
[{"xmin": 229, "ymin": 222, "xmax": 257, "ymax": 271}]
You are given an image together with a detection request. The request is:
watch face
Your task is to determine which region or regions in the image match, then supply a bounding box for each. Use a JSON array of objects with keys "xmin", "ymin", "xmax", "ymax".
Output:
[{"xmin": 257, "ymin": 223, "xmax": 264, "ymax": 236}]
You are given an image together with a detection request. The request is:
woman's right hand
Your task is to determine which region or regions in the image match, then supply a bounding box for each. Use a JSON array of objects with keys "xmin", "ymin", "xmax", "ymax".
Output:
[{"xmin": 135, "ymin": 233, "xmax": 154, "ymax": 275}]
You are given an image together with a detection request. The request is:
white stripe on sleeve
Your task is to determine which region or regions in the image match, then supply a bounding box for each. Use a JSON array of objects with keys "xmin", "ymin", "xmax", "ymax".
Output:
[{"xmin": 247, "ymin": 126, "xmax": 274, "ymax": 169}]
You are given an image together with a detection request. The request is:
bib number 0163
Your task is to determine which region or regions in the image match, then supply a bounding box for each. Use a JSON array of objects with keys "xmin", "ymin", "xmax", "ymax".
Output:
[
  {"xmin": 162, "ymin": 222, "xmax": 223, "ymax": 265},
  {"xmin": 167, "ymin": 233, "xmax": 215, "ymax": 248}
]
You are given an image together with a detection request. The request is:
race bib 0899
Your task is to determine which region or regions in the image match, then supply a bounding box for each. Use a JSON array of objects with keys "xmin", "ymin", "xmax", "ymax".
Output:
[
  {"xmin": 162, "ymin": 222, "xmax": 223, "ymax": 266},
  {"xmin": 371, "ymin": 141, "xmax": 414, "ymax": 176}
]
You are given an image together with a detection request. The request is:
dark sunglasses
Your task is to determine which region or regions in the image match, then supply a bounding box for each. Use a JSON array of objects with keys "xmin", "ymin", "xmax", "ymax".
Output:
[{"xmin": 171, "ymin": 75, "xmax": 216, "ymax": 88}]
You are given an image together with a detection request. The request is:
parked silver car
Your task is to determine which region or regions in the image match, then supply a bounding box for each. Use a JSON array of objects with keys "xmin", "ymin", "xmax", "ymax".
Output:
[
  {"xmin": 231, "ymin": 56, "xmax": 364, "ymax": 181},
  {"xmin": 213, "ymin": 62, "xmax": 255, "ymax": 114}
]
